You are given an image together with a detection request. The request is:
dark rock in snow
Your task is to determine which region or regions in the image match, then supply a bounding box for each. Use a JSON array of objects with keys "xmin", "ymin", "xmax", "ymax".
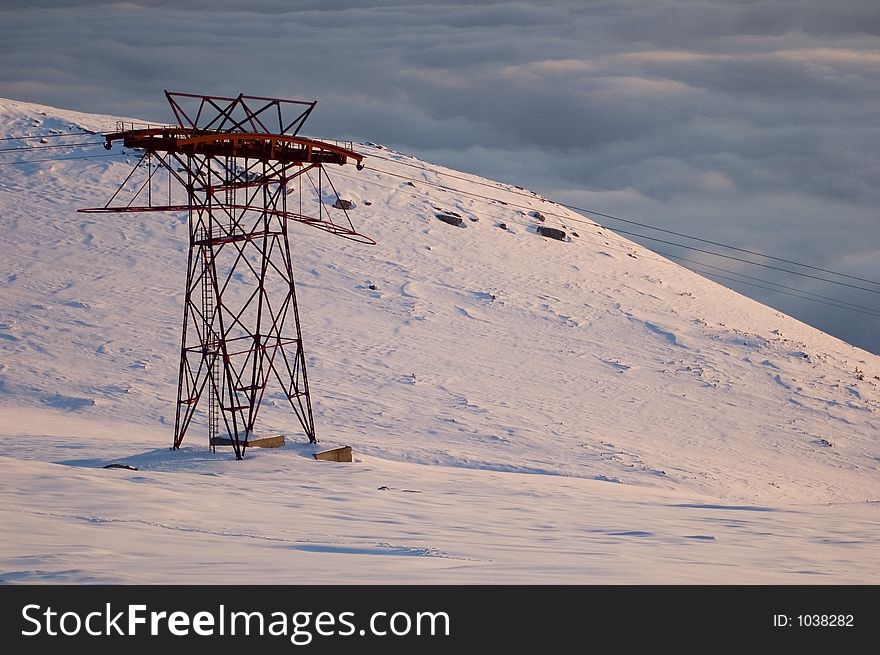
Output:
[
  {"xmin": 436, "ymin": 213, "xmax": 464, "ymax": 227},
  {"xmin": 536, "ymin": 226, "xmax": 566, "ymax": 241},
  {"xmin": 103, "ymin": 463, "xmax": 138, "ymax": 471},
  {"xmin": 332, "ymin": 198, "xmax": 354, "ymax": 210}
]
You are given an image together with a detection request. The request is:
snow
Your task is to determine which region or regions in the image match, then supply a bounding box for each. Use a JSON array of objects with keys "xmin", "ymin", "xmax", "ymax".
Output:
[{"xmin": 1, "ymin": 97, "xmax": 878, "ymax": 583}]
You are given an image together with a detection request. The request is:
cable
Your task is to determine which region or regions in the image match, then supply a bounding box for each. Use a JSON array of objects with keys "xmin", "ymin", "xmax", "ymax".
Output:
[
  {"xmin": 0, "ymin": 152, "xmax": 124, "ymax": 167},
  {"xmin": 0, "ymin": 141, "xmax": 105, "ymax": 153},
  {"xmin": 693, "ymin": 269, "xmax": 880, "ymax": 318},
  {"xmin": 662, "ymin": 256, "xmax": 880, "ymax": 317},
  {"xmin": 355, "ymin": 158, "xmax": 880, "ymax": 296},
  {"xmin": 564, "ymin": 204, "xmax": 880, "ymax": 288},
  {"xmin": 657, "ymin": 251, "xmax": 880, "ymax": 314},
  {"xmin": 333, "ymin": 167, "xmax": 880, "ymax": 317},
  {"xmin": 0, "ymin": 131, "xmax": 94, "ymax": 141},
  {"xmin": 361, "ymin": 146, "xmax": 880, "ymax": 287},
  {"xmin": 607, "ymin": 226, "xmax": 880, "ymax": 295}
]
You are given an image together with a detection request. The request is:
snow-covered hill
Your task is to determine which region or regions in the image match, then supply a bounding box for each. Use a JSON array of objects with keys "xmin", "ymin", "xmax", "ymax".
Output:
[{"xmin": 1, "ymin": 98, "xmax": 878, "ymax": 583}]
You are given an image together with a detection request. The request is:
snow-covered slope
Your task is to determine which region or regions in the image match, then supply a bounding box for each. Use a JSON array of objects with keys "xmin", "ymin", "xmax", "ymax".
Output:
[{"xmin": 1, "ymin": 98, "xmax": 878, "ymax": 583}]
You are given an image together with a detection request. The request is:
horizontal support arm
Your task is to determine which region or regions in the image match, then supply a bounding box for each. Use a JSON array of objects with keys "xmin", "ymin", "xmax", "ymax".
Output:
[{"xmin": 104, "ymin": 128, "xmax": 365, "ymax": 169}]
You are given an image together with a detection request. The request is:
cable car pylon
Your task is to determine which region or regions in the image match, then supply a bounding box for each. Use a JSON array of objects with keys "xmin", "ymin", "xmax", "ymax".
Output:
[{"xmin": 80, "ymin": 91, "xmax": 372, "ymax": 459}]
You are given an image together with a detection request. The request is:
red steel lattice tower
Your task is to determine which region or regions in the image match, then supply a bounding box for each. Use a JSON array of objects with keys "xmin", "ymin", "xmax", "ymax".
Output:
[{"xmin": 81, "ymin": 92, "xmax": 372, "ymax": 459}]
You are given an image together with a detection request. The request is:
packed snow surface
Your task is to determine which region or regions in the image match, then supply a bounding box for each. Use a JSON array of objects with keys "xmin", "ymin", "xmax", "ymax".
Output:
[{"xmin": 1, "ymin": 98, "xmax": 877, "ymax": 583}]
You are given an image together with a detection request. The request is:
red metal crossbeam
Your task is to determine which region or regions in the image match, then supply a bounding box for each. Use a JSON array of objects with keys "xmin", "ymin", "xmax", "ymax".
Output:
[{"xmin": 101, "ymin": 128, "xmax": 365, "ymax": 169}]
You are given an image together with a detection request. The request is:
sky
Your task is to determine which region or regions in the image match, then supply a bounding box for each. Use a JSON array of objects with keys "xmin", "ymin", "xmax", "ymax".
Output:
[{"xmin": 1, "ymin": 0, "xmax": 879, "ymax": 353}]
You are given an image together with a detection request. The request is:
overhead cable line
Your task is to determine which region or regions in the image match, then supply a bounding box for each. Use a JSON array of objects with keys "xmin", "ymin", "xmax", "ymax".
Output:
[
  {"xmin": 0, "ymin": 152, "xmax": 125, "ymax": 167},
  {"xmin": 607, "ymin": 227, "xmax": 880, "ymax": 296},
  {"xmin": 0, "ymin": 141, "xmax": 105, "ymax": 153},
  {"xmin": 692, "ymin": 269, "xmax": 880, "ymax": 318},
  {"xmin": 656, "ymin": 251, "xmax": 880, "ymax": 314},
  {"xmin": 333, "ymin": 167, "xmax": 880, "ymax": 317},
  {"xmin": 563, "ymin": 205, "xmax": 880, "ymax": 288},
  {"xmin": 362, "ymin": 148, "xmax": 880, "ymax": 287},
  {"xmin": 0, "ymin": 131, "xmax": 94, "ymax": 141},
  {"xmin": 358, "ymin": 162, "xmax": 880, "ymax": 296}
]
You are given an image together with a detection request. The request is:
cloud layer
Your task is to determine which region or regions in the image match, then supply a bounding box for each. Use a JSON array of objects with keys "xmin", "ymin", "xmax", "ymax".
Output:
[{"xmin": 2, "ymin": 0, "xmax": 879, "ymax": 351}]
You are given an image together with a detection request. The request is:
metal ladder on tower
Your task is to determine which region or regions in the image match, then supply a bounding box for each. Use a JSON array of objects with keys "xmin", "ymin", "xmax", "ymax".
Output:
[{"xmin": 201, "ymin": 229, "xmax": 220, "ymax": 452}]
